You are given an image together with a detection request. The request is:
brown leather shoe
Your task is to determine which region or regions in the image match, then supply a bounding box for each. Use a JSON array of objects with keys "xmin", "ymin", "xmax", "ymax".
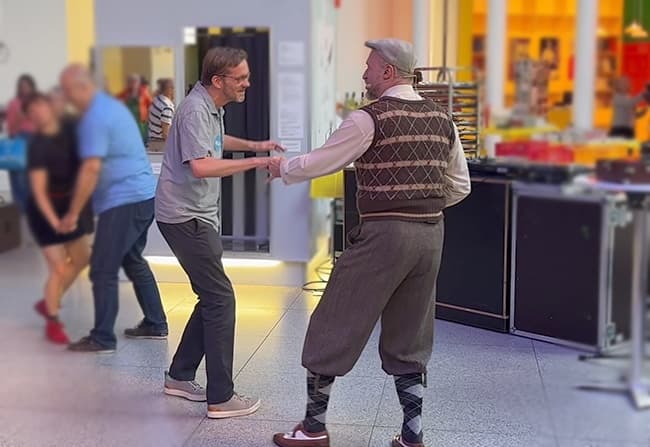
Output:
[
  {"xmin": 273, "ymin": 423, "xmax": 330, "ymax": 447},
  {"xmin": 392, "ymin": 434, "xmax": 425, "ymax": 447}
]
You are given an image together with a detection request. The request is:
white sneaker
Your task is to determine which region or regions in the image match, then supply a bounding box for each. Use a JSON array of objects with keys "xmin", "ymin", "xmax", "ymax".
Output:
[
  {"xmin": 207, "ymin": 392, "xmax": 261, "ymax": 419},
  {"xmin": 163, "ymin": 371, "xmax": 207, "ymax": 402}
]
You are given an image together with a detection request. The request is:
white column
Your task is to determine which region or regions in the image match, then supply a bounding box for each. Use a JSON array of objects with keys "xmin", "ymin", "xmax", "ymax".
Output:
[
  {"xmin": 573, "ymin": 0, "xmax": 598, "ymax": 131},
  {"xmin": 174, "ymin": 42, "xmax": 186, "ymax": 103},
  {"xmin": 486, "ymin": 0, "xmax": 506, "ymax": 115},
  {"xmin": 413, "ymin": 0, "xmax": 430, "ymax": 68}
]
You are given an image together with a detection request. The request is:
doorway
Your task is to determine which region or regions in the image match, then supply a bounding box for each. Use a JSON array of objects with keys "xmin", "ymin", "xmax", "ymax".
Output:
[{"xmin": 186, "ymin": 27, "xmax": 271, "ymax": 253}]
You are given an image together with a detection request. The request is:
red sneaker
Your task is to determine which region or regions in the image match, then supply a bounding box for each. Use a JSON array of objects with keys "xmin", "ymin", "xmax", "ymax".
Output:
[
  {"xmin": 46, "ymin": 320, "xmax": 70, "ymax": 345},
  {"xmin": 34, "ymin": 299, "xmax": 48, "ymax": 319}
]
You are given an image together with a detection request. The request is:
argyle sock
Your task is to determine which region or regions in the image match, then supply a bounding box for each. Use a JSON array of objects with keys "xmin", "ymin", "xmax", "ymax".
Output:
[
  {"xmin": 303, "ymin": 370, "xmax": 335, "ymax": 433},
  {"xmin": 395, "ymin": 373, "xmax": 424, "ymax": 444}
]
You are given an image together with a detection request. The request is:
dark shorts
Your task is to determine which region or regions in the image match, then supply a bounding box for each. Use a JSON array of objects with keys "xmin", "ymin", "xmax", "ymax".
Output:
[
  {"xmin": 609, "ymin": 126, "xmax": 635, "ymax": 139},
  {"xmin": 26, "ymin": 196, "xmax": 94, "ymax": 247}
]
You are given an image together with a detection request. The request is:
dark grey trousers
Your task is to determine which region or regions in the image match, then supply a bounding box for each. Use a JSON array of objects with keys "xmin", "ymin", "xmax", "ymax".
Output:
[
  {"xmin": 302, "ymin": 220, "xmax": 444, "ymax": 377},
  {"xmin": 157, "ymin": 219, "xmax": 235, "ymax": 404}
]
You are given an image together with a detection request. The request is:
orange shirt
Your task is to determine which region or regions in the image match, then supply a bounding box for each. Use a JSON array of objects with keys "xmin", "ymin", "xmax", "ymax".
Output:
[{"xmin": 117, "ymin": 87, "xmax": 152, "ymax": 123}]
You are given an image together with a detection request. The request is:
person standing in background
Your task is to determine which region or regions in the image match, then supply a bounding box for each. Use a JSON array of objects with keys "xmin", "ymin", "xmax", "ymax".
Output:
[
  {"xmin": 6, "ymin": 74, "xmax": 38, "ymax": 211},
  {"xmin": 60, "ymin": 65, "xmax": 168, "ymax": 353},
  {"xmin": 118, "ymin": 74, "xmax": 152, "ymax": 142},
  {"xmin": 147, "ymin": 78, "xmax": 175, "ymax": 152},
  {"xmin": 609, "ymin": 76, "xmax": 649, "ymax": 139},
  {"xmin": 23, "ymin": 93, "xmax": 93, "ymax": 345}
]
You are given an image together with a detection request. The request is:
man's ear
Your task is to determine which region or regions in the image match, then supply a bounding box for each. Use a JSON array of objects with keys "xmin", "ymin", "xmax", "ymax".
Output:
[
  {"xmin": 211, "ymin": 75, "xmax": 223, "ymax": 89},
  {"xmin": 383, "ymin": 64, "xmax": 394, "ymax": 80}
]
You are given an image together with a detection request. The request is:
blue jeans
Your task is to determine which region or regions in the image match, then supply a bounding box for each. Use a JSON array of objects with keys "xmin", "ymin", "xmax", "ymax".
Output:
[
  {"xmin": 89, "ymin": 198, "xmax": 167, "ymax": 348},
  {"xmin": 8, "ymin": 170, "xmax": 29, "ymax": 212},
  {"xmin": 8, "ymin": 133, "xmax": 32, "ymax": 212}
]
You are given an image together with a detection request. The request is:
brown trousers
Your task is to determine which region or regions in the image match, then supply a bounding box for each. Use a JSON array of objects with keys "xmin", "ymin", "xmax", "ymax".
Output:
[
  {"xmin": 147, "ymin": 139, "xmax": 166, "ymax": 153},
  {"xmin": 302, "ymin": 219, "xmax": 444, "ymax": 377}
]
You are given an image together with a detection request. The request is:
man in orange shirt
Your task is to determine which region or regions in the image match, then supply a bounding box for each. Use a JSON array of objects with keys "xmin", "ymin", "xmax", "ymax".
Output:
[{"xmin": 117, "ymin": 74, "xmax": 152, "ymax": 142}]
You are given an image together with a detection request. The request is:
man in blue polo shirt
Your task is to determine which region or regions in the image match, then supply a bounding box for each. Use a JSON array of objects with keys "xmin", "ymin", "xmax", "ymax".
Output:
[{"xmin": 59, "ymin": 64, "xmax": 168, "ymax": 353}]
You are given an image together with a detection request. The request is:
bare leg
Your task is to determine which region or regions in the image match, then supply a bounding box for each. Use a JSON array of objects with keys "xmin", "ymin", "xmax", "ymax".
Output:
[
  {"xmin": 61, "ymin": 236, "xmax": 91, "ymax": 292},
  {"xmin": 41, "ymin": 244, "xmax": 70, "ymax": 317}
]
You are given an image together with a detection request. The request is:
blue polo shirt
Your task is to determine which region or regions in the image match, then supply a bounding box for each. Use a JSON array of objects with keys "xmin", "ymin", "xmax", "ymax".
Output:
[{"xmin": 78, "ymin": 91, "xmax": 156, "ymax": 214}]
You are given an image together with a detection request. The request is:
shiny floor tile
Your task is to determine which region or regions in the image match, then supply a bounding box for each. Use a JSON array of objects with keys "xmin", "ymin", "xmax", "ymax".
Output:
[{"xmin": 1, "ymin": 244, "xmax": 646, "ymax": 446}]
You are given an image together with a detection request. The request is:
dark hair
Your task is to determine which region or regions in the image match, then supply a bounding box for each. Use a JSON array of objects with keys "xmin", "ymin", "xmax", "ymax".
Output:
[
  {"xmin": 200, "ymin": 47, "xmax": 248, "ymax": 86},
  {"xmin": 158, "ymin": 78, "xmax": 174, "ymax": 91},
  {"xmin": 21, "ymin": 92, "xmax": 49, "ymax": 114},
  {"xmin": 16, "ymin": 74, "xmax": 37, "ymax": 98}
]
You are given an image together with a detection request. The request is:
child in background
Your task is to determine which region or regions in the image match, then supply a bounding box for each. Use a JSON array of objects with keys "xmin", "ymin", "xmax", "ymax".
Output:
[{"xmin": 609, "ymin": 77, "xmax": 649, "ymax": 139}]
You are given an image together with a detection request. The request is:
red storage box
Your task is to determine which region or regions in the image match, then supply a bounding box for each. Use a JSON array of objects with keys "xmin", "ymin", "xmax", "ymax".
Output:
[
  {"xmin": 496, "ymin": 141, "xmax": 550, "ymax": 159},
  {"xmin": 529, "ymin": 144, "xmax": 574, "ymax": 164}
]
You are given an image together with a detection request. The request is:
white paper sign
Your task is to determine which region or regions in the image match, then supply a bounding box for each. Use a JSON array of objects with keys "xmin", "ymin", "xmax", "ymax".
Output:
[
  {"xmin": 280, "ymin": 140, "xmax": 302, "ymax": 153},
  {"xmin": 151, "ymin": 162, "xmax": 162, "ymax": 175},
  {"xmin": 278, "ymin": 41, "xmax": 305, "ymax": 67},
  {"xmin": 278, "ymin": 72, "xmax": 305, "ymax": 139}
]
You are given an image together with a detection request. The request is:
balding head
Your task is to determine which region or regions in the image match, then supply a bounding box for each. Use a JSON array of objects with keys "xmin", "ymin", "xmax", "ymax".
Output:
[
  {"xmin": 126, "ymin": 73, "xmax": 141, "ymax": 94},
  {"xmin": 60, "ymin": 64, "xmax": 97, "ymax": 112}
]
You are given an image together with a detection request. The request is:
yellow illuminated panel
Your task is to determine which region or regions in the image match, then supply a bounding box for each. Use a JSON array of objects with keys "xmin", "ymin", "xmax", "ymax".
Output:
[
  {"xmin": 146, "ymin": 256, "xmax": 282, "ymax": 268},
  {"xmin": 65, "ymin": 0, "xmax": 95, "ymax": 65}
]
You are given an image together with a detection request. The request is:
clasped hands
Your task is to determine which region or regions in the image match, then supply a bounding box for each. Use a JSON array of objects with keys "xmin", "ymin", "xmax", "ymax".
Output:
[
  {"xmin": 252, "ymin": 140, "xmax": 284, "ymax": 181},
  {"xmin": 48, "ymin": 212, "xmax": 79, "ymax": 234},
  {"xmin": 258, "ymin": 156, "xmax": 283, "ymax": 181}
]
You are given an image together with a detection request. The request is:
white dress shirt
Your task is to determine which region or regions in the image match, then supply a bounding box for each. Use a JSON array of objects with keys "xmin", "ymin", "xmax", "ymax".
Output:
[{"xmin": 280, "ymin": 84, "xmax": 471, "ymax": 207}]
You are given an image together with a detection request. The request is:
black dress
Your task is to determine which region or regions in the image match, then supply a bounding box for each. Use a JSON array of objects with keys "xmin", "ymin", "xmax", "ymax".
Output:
[{"xmin": 25, "ymin": 120, "xmax": 94, "ymax": 247}]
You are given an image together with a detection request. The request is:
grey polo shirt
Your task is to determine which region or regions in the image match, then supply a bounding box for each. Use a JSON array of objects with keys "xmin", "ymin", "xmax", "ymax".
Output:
[{"xmin": 155, "ymin": 82, "xmax": 224, "ymax": 231}]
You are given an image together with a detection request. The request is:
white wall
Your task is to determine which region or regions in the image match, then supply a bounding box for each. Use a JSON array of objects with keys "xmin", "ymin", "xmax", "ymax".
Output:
[
  {"xmin": 0, "ymin": 0, "xmax": 68, "ymax": 104},
  {"xmin": 335, "ymin": 0, "xmax": 413, "ymax": 99},
  {"xmin": 335, "ymin": 0, "xmax": 368, "ymax": 99}
]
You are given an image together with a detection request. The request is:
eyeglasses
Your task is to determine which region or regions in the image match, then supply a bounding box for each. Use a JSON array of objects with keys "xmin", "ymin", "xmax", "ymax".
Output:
[{"xmin": 216, "ymin": 73, "xmax": 251, "ymax": 84}]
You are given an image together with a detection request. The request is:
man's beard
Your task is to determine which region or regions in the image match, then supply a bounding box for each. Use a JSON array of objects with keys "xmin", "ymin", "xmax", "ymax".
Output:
[
  {"xmin": 365, "ymin": 85, "xmax": 379, "ymax": 101},
  {"xmin": 228, "ymin": 88, "xmax": 246, "ymax": 103}
]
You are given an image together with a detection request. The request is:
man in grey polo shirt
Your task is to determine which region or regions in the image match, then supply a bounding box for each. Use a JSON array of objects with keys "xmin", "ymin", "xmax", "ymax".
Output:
[{"xmin": 156, "ymin": 47, "xmax": 283, "ymax": 419}]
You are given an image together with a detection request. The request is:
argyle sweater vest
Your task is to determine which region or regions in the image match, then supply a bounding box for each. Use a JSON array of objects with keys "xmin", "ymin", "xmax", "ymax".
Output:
[{"xmin": 355, "ymin": 96, "xmax": 455, "ymax": 223}]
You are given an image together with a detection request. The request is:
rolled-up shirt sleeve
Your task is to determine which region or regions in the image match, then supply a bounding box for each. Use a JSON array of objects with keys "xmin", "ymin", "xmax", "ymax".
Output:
[
  {"xmin": 280, "ymin": 110, "xmax": 375, "ymax": 185},
  {"xmin": 444, "ymin": 123, "xmax": 471, "ymax": 208}
]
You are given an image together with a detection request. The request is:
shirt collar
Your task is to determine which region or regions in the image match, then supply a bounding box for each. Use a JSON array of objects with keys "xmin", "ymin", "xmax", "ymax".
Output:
[
  {"xmin": 192, "ymin": 81, "xmax": 221, "ymax": 115},
  {"xmin": 381, "ymin": 84, "xmax": 422, "ymax": 100}
]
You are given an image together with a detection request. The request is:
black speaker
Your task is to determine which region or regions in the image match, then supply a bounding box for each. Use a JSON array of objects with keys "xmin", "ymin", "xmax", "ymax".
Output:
[
  {"xmin": 510, "ymin": 185, "xmax": 632, "ymax": 352},
  {"xmin": 436, "ymin": 178, "xmax": 512, "ymax": 332}
]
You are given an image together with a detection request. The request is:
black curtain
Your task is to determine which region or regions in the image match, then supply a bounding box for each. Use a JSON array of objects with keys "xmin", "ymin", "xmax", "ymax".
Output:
[{"xmin": 196, "ymin": 29, "xmax": 270, "ymax": 237}]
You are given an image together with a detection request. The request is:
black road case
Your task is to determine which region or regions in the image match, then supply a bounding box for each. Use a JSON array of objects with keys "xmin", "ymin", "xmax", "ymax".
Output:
[{"xmin": 510, "ymin": 183, "xmax": 632, "ymax": 352}]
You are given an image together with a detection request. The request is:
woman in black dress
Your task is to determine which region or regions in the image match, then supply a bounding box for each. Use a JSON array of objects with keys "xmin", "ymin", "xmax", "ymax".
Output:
[{"xmin": 24, "ymin": 93, "xmax": 94, "ymax": 345}]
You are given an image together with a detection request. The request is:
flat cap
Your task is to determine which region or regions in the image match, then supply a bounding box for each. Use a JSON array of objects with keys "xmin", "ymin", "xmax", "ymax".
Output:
[{"xmin": 365, "ymin": 38, "xmax": 417, "ymax": 74}]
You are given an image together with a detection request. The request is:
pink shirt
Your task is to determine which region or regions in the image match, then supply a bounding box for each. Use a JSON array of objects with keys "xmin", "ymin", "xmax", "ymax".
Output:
[{"xmin": 6, "ymin": 97, "xmax": 36, "ymax": 137}]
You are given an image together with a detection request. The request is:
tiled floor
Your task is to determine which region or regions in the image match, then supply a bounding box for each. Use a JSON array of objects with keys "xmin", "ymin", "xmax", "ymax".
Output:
[{"xmin": 1, "ymin": 245, "xmax": 649, "ymax": 447}]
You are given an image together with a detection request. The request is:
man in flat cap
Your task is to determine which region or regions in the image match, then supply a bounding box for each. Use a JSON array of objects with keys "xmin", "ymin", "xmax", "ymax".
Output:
[{"xmin": 270, "ymin": 39, "xmax": 470, "ymax": 447}]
